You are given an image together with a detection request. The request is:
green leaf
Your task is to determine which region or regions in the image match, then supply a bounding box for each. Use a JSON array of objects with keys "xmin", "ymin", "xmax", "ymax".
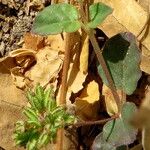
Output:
[
  {"xmin": 44, "ymin": 88, "xmax": 51, "ymax": 109},
  {"xmin": 23, "ymin": 108, "xmax": 40, "ymax": 125},
  {"xmin": 35, "ymin": 84, "xmax": 44, "ymax": 101},
  {"xmin": 37, "ymin": 132, "xmax": 49, "ymax": 148},
  {"xmin": 92, "ymin": 133, "xmax": 116, "ymax": 150},
  {"xmin": 103, "ymin": 102, "xmax": 137, "ymax": 147},
  {"xmin": 97, "ymin": 32, "xmax": 141, "ymax": 95},
  {"xmin": 92, "ymin": 102, "xmax": 137, "ymax": 149},
  {"xmin": 26, "ymin": 91, "xmax": 37, "ymax": 109},
  {"xmin": 14, "ymin": 129, "xmax": 38, "ymax": 147},
  {"xmin": 32, "ymin": 3, "xmax": 81, "ymax": 35},
  {"xmin": 27, "ymin": 139, "xmax": 37, "ymax": 150},
  {"xmin": 87, "ymin": 2, "xmax": 113, "ymax": 28}
]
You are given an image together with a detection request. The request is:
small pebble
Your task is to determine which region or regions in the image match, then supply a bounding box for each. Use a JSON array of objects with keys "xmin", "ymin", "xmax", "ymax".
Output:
[{"xmin": 0, "ymin": 41, "xmax": 6, "ymax": 56}]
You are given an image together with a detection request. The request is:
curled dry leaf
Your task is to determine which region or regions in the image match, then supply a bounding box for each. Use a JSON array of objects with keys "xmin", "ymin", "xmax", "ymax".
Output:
[
  {"xmin": 102, "ymin": 84, "xmax": 125, "ymax": 116},
  {"xmin": 75, "ymin": 80, "xmax": 100, "ymax": 120},
  {"xmin": 25, "ymin": 46, "xmax": 63, "ymax": 90},
  {"xmin": 0, "ymin": 49, "xmax": 36, "ymax": 89}
]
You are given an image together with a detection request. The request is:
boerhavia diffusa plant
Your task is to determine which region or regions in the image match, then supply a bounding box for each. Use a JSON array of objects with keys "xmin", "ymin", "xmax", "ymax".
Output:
[{"xmin": 14, "ymin": 1, "xmax": 142, "ymax": 149}]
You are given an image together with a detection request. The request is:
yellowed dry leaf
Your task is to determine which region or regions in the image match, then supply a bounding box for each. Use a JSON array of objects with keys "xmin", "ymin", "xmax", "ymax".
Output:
[
  {"xmin": 56, "ymin": 32, "xmax": 87, "ymax": 107},
  {"xmin": 102, "ymin": 84, "xmax": 124, "ymax": 116},
  {"xmin": 96, "ymin": 0, "xmax": 148, "ymax": 36},
  {"xmin": 75, "ymin": 80, "xmax": 100, "ymax": 120},
  {"xmin": 138, "ymin": 0, "xmax": 149, "ymax": 11},
  {"xmin": 80, "ymin": 31, "xmax": 89, "ymax": 74},
  {"xmin": 141, "ymin": 55, "xmax": 150, "ymax": 74},
  {"xmin": 0, "ymin": 63, "xmax": 27, "ymax": 150},
  {"xmin": 25, "ymin": 46, "xmax": 63, "ymax": 89},
  {"xmin": 23, "ymin": 32, "xmax": 45, "ymax": 51}
]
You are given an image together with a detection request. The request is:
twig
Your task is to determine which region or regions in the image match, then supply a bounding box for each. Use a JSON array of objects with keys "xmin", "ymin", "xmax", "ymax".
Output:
[
  {"xmin": 73, "ymin": 114, "xmax": 119, "ymax": 127},
  {"xmin": 56, "ymin": 33, "xmax": 72, "ymax": 150},
  {"xmin": 87, "ymin": 29, "xmax": 121, "ymax": 113}
]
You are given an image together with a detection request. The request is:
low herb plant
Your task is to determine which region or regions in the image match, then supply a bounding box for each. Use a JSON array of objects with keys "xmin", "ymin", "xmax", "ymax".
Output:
[
  {"xmin": 14, "ymin": 85, "xmax": 75, "ymax": 150},
  {"xmin": 14, "ymin": 1, "xmax": 142, "ymax": 150}
]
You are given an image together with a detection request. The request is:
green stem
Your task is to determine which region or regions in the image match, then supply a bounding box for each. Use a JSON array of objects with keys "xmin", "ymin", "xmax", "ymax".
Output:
[{"xmin": 79, "ymin": 0, "xmax": 121, "ymax": 113}]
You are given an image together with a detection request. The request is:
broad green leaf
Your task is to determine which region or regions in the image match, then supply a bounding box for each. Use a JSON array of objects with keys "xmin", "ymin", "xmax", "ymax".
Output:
[
  {"xmin": 87, "ymin": 3, "xmax": 113, "ymax": 28},
  {"xmin": 92, "ymin": 102, "xmax": 137, "ymax": 149},
  {"xmin": 97, "ymin": 32, "xmax": 141, "ymax": 95},
  {"xmin": 92, "ymin": 133, "xmax": 116, "ymax": 150},
  {"xmin": 32, "ymin": 3, "xmax": 81, "ymax": 35},
  {"xmin": 103, "ymin": 102, "xmax": 137, "ymax": 147}
]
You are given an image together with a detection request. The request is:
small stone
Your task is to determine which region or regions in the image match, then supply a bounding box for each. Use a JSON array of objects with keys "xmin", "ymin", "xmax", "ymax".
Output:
[
  {"xmin": 2, "ymin": 22, "xmax": 9, "ymax": 33},
  {"xmin": 0, "ymin": 41, "xmax": 5, "ymax": 56},
  {"xmin": 18, "ymin": 10, "xmax": 24, "ymax": 16},
  {"xmin": 30, "ymin": 11, "xmax": 35, "ymax": 17},
  {"xmin": 0, "ymin": 31, "xmax": 3, "ymax": 41},
  {"xmin": 1, "ymin": 0, "xmax": 8, "ymax": 5}
]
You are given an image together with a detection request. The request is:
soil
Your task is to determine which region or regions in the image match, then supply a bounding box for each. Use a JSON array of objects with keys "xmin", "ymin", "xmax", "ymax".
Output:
[{"xmin": 0, "ymin": 0, "xmax": 51, "ymax": 57}]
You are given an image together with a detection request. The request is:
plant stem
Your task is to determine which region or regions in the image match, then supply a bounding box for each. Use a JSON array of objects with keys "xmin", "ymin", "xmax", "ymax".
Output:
[
  {"xmin": 56, "ymin": 33, "xmax": 72, "ymax": 150},
  {"xmin": 88, "ymin": 29, "xmax": 121, "ymax": 113},
  {"xmin": 73, "ymin": 114, "xmax": 119, "ymax": 127},
  {"xmin": 79, "ymin": 0, "xmax": 121, "ymax": 112}
]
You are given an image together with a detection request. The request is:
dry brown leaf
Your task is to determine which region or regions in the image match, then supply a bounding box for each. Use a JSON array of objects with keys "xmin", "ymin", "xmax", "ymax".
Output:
[
  {"xmin": 102, "ymin": 84, "xmax": 124, "ymax": 116},
  {"xmin": 45, "ymin": 34, "xmax": 65, "ymax": 52},
  {"xmin": 80, "ymin": 31, "xmax": 89, "ymax": 74},
  {"xmin": 25, "ymin": 46, "xmax": 63, "ymax": 89},
  {"xmin": 23, "ymin": 32, "xmax": 45, "ymax": 51},
  {"xmin": 96, "ymin": 0, "xmax": 148, "ymax": 36},
  {"xmin": 0, "ymin": 49, "xmax": 36, "ymax": 89},
  {"xmin": 75, "ymin": 80, "xmax": 100, "ymax": 120},
  {"xmin": 0, "ymin": 63, "xmax": 27, "ymax": 150},
  {"xmin": 141, "ymin": 55, "xmax": 150, "ymax": 74}
]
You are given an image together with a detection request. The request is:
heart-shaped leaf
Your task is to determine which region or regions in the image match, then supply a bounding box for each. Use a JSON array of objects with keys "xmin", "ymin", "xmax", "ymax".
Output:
[
  {"xmin": 92, "ymin": 133, "xmax": 116, "ymax": 150},
  {"xmin": 32, "ymin": 3, "xmax": 81, "ymax": 35},
  {"xmin": 92, "ymin": 102, "xmax": 137, "ymax": 149},
  {"xmin": 87, "ymin": 3, "xmax": 113, "ymax": 28},
  {"xmin": 103, "ymin": 102, "xmax": 137, "ymax": 146},
  {"xmin": 97, "ymin": 32, "xmax": 141, "ymax": 95}
]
